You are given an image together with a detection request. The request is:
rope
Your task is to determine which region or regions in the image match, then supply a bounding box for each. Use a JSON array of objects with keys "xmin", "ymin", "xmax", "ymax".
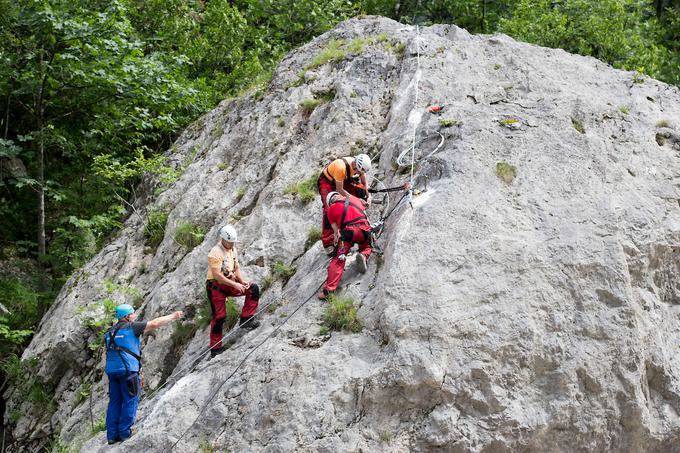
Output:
[
  {"xmin": 169, "ymin": 282, "xmax": 325, "ymax": 451},
  {"xmin": 142, "ymin": 256, "xmax": 332, "ymax": 403}
]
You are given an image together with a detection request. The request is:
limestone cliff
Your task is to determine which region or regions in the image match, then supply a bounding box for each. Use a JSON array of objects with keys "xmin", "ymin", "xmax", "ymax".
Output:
[{"xmin": 5, "ymin": 16, "xmax": 680, "ymax": 452}]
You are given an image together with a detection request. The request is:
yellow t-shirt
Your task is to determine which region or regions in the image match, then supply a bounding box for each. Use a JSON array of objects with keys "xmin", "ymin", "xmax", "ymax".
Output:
[
  {"xmin": 206, "ymin": 243, "xmax": 238, "ymax": 281},
  {"xmin": 322, "ymin": 157, "xmax": 356, "ymax": 181}
]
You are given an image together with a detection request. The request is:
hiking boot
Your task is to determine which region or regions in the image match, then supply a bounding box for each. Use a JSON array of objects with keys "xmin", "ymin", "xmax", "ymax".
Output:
[
  {"xmin": 239, "ymin": 316, "xmax": 260, "ymax": 331},
  {"xmin": 356, "ymin": 254, "xmax": 367, "ymax": 273},
  {"xmin": 210, "ymin": 348, "xmax": 224, "ymax": 359}
]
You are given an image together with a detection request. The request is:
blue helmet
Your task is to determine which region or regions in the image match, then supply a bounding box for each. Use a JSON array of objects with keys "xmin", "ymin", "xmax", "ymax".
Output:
[{"xmin": 115, "ymin": 304, "xmax": 135, "ymax": 319}]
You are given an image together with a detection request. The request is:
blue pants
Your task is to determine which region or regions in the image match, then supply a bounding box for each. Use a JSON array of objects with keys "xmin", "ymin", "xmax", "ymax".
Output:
[{"xmin": 106, "ymin": 371, "xmax": 140, "ymax": 442}]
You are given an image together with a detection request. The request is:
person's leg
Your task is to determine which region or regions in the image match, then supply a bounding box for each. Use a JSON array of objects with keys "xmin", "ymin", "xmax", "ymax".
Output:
[
  {"xmin": 355, "ymin": 228, "xmax": 372, "ymax": 273},
  {"xmin": 318, "ymin": 177, "xmax": 335, "ymax": 251},
  {"xmin": 118, "ymin": 373, "xmax": 141, "ymax": 440},
  {"xmin": 322, "ymin": 241, "xmax": 352, "ymax": 295},
  {"xmin": 208, "ymin": 284, "xmax": 227, "ymax": 351},
  {"xmin": 106, "ymin": 372, "xmax": 124, "ymax": 443},
  {"xmin": 241, "ymin": 283, "xmax": 260, "ymax": 318}
]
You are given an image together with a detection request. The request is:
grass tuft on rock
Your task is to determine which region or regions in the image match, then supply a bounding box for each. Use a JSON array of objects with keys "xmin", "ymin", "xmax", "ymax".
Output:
[
  {"xmin": 285, "ymin": 175, "xmax": 318, "ymax": 204},
  {"xmin": 323, "ymin": 294, "xmax": 362, "ymax": 333},
  {"xmin": 173, "ymin": 222, "xmax": 207, "ymax": 250},
  {"xmin": 304, "ymin": 227, "xmax": 322, "ymax": 251},
  {"xmin": 144, "ymin": 207, "xmax": 169, "ymax": 251},
  {"xmin": 496, "ymin": 162, "xmax": 517, "ymax": 184},
  {"xmin": 307, "ymin": 39, "xmax": 345, "ymax": 69},
  {"xmin": 571, "ymin": 117, "xmax": 585, "ymax": 134}
]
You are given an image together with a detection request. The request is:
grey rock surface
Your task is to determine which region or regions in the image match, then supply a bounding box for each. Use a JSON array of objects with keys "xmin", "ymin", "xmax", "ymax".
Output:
[{"xmin": 6, "ymin": 16, "xmax": 680, "ymax": 452}]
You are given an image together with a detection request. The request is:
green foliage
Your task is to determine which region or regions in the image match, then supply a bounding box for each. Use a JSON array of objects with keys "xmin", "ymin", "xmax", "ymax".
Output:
[
  {"xmin": 224, "ymin": 298, "xmax": 240, "ymax": 331},
  {"xmin": 380, "ymin": 431, "xmax": 393, "ymax": 442},
  {"xmin": 197, "ymin": 301, "xmax": 213, "ymax": 329},
  {"xmin": 319, "ymin": 326, "xmax": 330, "ymax": 336},
  {"xmin": 301, "ymin": 98, "xmax": 323, "ymax": 114},
  {"xmin": 1, "ymin": 354, "xmax": 56, "ymax": 417},
  {"xmin": 348, "ymin": 37, "xmax": 367, "ymax": 54},
  {"xmin": 234, "ymin": 187, "xmax": 246, "ymax": 202},
  {"xmin": 499, "ymin": 0, "xmax": 668, "ymax": 81},
  {"xmin": 199, "ymin": 439, "xmax": 215, "ymax": 453},
  {"xmin": 272, "ymin": 261, "xmax": 297, "ymax": 282},
  {"xmin": 656, "ymin": 119, "xmax": 672, "ymax": 128},
  {"xmin": 170, "ymin": 321, "xmax": 199, "ymax": 352},
  {"xmin": 571, "ymin": 117, "xmax": 585, "ymax": 134},
  {"xmin": 494, "ymin": 63, "xmax": 503, "ymax": 70},
  {"xmin": 323, "ymin": 294, "xmax": 362, "ymax": 333},
  {"xmin": 304, "ymin": 227, "xmax": 322, "ymax": 251},
  {"xmin": 285, "ymin": 175, "xmax": 318, "ymax": 204},
  {"xmin": 307, "ymin": 39, "xmax": 346, "ymax": 69},
  {"xmin": 0, "ymin": 275, "xmax": 56, "ymax": 356},
  {"xmin": 439, "ymin": 118, "xmax": 460, "ymax": 128},
  {"xmin": 91, "ymin": 415, "xmax": 106, "ymax": 435},
  {"xmin": 174, "ymin": 222, "xmax": 207, "ymax": 250},
  {"xmin": 78, "ymin": 297, "xmax": 118, "ymax": 350},
  {"xmin": 619, "ymin": 105, "xmax": 630, "ymax": 115},
  {"xmin": 496, "ymin": 162, "xmax": 517, "ymax": 184},
  {"xmin": 144, "ymin": 207, "xmax": 170, "ymax": 250}
]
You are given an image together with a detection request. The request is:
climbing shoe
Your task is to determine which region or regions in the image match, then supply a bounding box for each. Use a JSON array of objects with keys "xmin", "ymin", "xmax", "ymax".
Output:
[
  {"xmin": 210, "ymin": 347, "xmax": 225, "ymax": 359},
  {"xmin": 107, "ymin": 439, "xmax": 119, "ymax": 445},
  {"xmin": 317, "ymin": 289, "xmax": 332, "ymax": 300},
  {"xmin": 324, "ymin": 245, "xmax": 335, "ymax": 256},
  {"xmin": 239, "ymin": 316, "xmax": 260, "ymax": 331},
  {"xmin": 356, "ymin": 254, "xmax": 367, "ymax": 273}
]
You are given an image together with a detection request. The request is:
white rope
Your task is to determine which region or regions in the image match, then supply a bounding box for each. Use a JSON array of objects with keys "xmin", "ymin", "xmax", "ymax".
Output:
[{"xmin": 409, "ymin": 24, "xmax": 422, "ymax": 200}]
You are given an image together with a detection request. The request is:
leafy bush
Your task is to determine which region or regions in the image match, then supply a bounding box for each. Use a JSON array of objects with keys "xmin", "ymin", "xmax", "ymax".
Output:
[
  {"xmin": 1, "ymin": 354, "xmax": 56, "ymax": 416},
  {"xmin": 174, "ymin": 222, "xmax": 207, "ymax": 250},
  {"xmin": 496, "ymin": 162, "xmax": 517, "ymax": 184},
  {"xmin": 304, "ymin": 227, "xmax": 322, "ymax": 251},
  {"xmin": 144, "ymin": 207, "xmax": 169, "ymax": 250},
  {"xmin": 323, "ymin": 294, "xmax": 362, "ymax": 333},
  {"xmin": 285, "ymin": 175, "xmax": 318, "ymax": 204}
]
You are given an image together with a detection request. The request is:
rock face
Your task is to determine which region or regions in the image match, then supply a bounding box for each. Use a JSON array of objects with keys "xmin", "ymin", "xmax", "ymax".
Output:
[{"xmin": 6, "ymin": 16, "xmax": 680, "ymax": 452}]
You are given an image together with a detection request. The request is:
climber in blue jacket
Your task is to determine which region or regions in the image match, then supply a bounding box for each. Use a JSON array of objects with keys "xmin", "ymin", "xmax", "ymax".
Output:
[{"xmin": 104, "ymin": 304, "xmax": 183, "ymax": 444}]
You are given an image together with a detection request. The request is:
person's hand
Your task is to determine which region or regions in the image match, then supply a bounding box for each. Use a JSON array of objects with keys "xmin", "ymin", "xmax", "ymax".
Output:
[
  {"xmin": 173, "ymin": 311, "xmax": 184, "ymax": 320},
  {"xmin": 243, "ymin": 281, "xmax": 251, "ymax": 289},
  {"xmin": 403, "ymin": 181, "xmax": 411, "ymax": 190},
  {"xmin": 233, "ymin": 282, "xmax": 246, "ymax": 292},
  {"xmin": 365, "ymin": 195, "xmax": 372, "ymax": 207},
  {"xmin": 333, "ymin": 231, "xmax": 340, "ymax": 245}
]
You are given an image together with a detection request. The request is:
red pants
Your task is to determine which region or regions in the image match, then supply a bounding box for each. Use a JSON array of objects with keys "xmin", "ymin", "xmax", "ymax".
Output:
[
  {"xmin": 323, "ymin": 227, "xmax": 372, "ymax": 292},
  {"xmin": 317, "ymin": 176, "xmax": 367, "ymax": 248},
  {"xmin": 207, "ymin": 281, "xmax": 259, "ymax": 350}
]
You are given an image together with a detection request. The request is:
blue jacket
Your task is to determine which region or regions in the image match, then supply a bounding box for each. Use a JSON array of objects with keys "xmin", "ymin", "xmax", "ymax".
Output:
[{"xmin": 105, "ymin": 322, "xmax": 146, "ymax": 374}]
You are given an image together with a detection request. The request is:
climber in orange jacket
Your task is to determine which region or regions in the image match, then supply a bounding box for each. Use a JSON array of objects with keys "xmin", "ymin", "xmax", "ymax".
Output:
[
  {"xmin": 318, "ymin": 191, "xmax": 372, "ymax": 300},
  {"xmin": 317, "ymin": 154, "xmax": 372, "ymax": 255}
]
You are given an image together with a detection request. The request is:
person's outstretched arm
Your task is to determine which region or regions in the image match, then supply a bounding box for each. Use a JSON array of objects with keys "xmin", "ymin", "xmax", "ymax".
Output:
[{"xmin": 144, "ymin": 311, "xmax": 184, "ymax": 333}]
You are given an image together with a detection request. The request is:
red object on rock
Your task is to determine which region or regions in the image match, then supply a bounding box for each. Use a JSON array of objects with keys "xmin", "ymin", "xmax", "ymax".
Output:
[{"xmin": 427, "ymin": 105, "xmax": 442, "ymax": 113}]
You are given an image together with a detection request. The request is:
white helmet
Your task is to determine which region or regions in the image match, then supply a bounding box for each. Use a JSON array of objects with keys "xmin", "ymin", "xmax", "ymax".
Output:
[
  {"xmin": 354, "ymin": 154, "xmax": 371, "ymax": 173},
  {"xmin": 326, "ymin": 191, "xmax": 341, "ymax": 207},
  {"xmin": 219, "ymin": 225, "xmax": 238, "ymax": 242}
]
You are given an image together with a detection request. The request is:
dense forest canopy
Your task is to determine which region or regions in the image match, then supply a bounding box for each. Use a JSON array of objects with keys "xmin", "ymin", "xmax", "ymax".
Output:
[{"xmin": 0, "ymin": 0, "xmax": 678, "ymax": 361}]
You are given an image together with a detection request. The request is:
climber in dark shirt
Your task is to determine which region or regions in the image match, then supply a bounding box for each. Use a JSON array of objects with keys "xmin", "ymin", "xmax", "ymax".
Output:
[{"xmin": 104, "ymin": 304, "xmax": 183, "ymax": 444}]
